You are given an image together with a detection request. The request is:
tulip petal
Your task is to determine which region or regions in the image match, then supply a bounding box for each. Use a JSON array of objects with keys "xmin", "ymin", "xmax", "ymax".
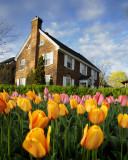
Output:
[
  {"xmin": 81, "ymin": 124, "xmax": 88, "ymax": 147},
  {"xmin": 23, "ymin": 138, "xmax": 46, "ymax": 158},
  {"xmin": 0, "ymin": 98, "xmax": 6, "ymax": 111}
]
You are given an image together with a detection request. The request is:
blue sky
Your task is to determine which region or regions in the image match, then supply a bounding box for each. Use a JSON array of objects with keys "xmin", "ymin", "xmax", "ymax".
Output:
[{"xmin": 0, "ymin": 0, "xmax": 128, "ymax": 76}]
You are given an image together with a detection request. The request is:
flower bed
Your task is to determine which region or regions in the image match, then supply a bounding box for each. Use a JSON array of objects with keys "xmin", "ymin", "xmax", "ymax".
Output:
[{"xmin": 0, "ymin": 88, "xmax": 128, "ymax": 160}]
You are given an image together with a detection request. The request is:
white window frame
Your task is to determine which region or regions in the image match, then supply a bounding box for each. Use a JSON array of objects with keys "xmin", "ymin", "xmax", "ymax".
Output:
[
  {"xmin": 80, "ymin": 63, "xmax": 87, "ymax": 75},
  {"xmin": 20, "ymin": 59, "xmax": 25, "ymax": 71},
  {"xmin": 42, "ymin": 52, "xmax": 54, "ymax": 66},
  {"xmin": 39, "ymin": 39, "xmax": 44, "ymax": 46},
  {"xmin": 63, "ymin": 76, "xmax": 75, "ymax": 86},
  {"xmin": 18, "ymin": 78, "xmax": 26, "ymax": 86},
  {"xmin": 45, "ymin": 75, "xmax": 50, "ymax": 85},
  {"xmin": 27, "ymin": 44, "xmax": 31, "ymax": 50},
  {"xmin": 64, "ymin": 54, "xmax": 75, "ymax": 70}
]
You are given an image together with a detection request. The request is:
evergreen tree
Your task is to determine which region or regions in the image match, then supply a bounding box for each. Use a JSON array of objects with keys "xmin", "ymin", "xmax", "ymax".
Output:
[
  {"xmin": 49, "ymin": 75, "xmax": 53, "ymax": 85},
  {"xmin": 32, "ymin": 56, "xmax": 45, "ymax": 85}
]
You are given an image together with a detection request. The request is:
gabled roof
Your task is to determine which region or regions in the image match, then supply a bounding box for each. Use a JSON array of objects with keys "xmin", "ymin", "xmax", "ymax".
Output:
[
  {"xmin": 79, "ymin": 75, "xmax": 91, "ymax": 80},
  {"xmin": 0, "ymin": 57, "xmax": 15, "ymax": 64},
  {"xmin": 121, "ymin": 79, "xmax": 128, "ymax": 84},
  {"xmin": 42, "ymin": 30, "xmax": 100, "ymax": 72}
]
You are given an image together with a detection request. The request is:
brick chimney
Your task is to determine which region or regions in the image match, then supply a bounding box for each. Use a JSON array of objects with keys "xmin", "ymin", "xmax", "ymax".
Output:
[{"xmin": 30, "ymin": 16, "xmax": 43, "ymax": 69}]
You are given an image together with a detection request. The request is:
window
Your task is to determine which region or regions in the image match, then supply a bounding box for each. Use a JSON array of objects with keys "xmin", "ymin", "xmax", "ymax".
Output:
[
  {"xmin": 45, "ymin": 75, "xmax": 50, "ymax": 85},
  {"xmin": 17, "ymin": 78, "xmax": 26, "ymax": 86},
  {"xmin": 80, "ymin": 63, "xmax": 87, "ymax": 75},
  {"xmin": 39, "ymin": 39, "xmax": 44, "ymax": 46},
  {"xmin": 27, "ymin": 44, "xmax": 31, "ymax": 50},
  {"xmin": 64, "ymin": 55, "xmax": 75, "ymax": 70},
  {"xmin": 20, "ymin": 59, "xmax": 25, "ymax": 70},
  {"xmin": 67, "ymin": 57, "xmax": 72, "ymax": 69},
  {"xmin": 91, "ymin": 69, "xmax": 97, "ymax": 80},
  {"xmin": 42, "ymin": 52, "xmax": 54, "ymax": 66},
  {"xmin": 63, "ymin": 75, "xmax": 74, "ymax": 86}
]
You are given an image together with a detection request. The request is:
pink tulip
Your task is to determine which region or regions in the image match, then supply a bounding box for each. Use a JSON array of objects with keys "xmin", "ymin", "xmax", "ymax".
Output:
[
  {"xmin": 12, "ymin": 91, "xmax": 19, "ymax": 97},
  {"xmin": 61, "ymin": 94, "xmax": 69, "ymax": 104},
  {"xmin": 118, "ymin": 95, "xmax": 128, "ymax": 106},
  {"xmin": 85, "ymin": 95, "xmax": 92, "ymax": 100},
  {"xmin": 44, "ymin": 94, "xmax": 48, "ymax": 101},
  {"xmin": 48, "ymin": 97, "xmax": 54, "ymax": 101},
  {"xmin": 107, "ymin": 95, "xmax": 115, "ymax": 104},
  {"xmin": 82, "ymin": 96, "xmax": 86, "ymax": 101},
  {"xmin": 96, "ymin": 91, "xmax": 100, "ymax": 96},
  {"xmin": 73, "ymin": 95, "xmax": 81, "ymax": 103},
  {"xmin": 79, "ymin": 100, "xmax": 85, "ymax": 106},
  {"xmin": 92, "ymin": 95, "xmax": 98, "ymax": 101},
  {"xmin": 44, "ymin": 88, "xmax": 49, "ymax": 95},
  {"xmin": 97, "ymin": 94, "xmax": 105, "ymax": 105}
]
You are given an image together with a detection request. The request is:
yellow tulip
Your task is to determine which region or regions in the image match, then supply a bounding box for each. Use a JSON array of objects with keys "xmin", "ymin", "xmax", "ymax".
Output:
[
  {"xmin": 118, "ymin": 114, "xmax": 128, "ymax": 128},
  {"xmin": 85, "ymin": 99, "xmax": 97, "ymax": 112},
  {"xmin": 59, "ymin": 104, "xmax": 69, "ymax": 116},
  {"xmin": 28, "ymin": 110, "xmax": 49, "ymax": 129},
  {"xmin": 4, "ymin": 100, "xmax": 17, "ymax": 114},
  {"xmin": 54, "ymin": 94, "xmax": 61, "ymax": 104},
  {"xmin": 70, "ymin": 99, "xmax": 78, "ymax": 109},
  {"xmin": 17, "ymin": 97, "xmax": 32, "ymax": 112},
  {"xmin": 77, "ymin": 104, "xmax": 86, "ymax": 115},
  {"xmin": 102, "ymin": 101, "xmax": 110, "ymax": 110},
  {"xmin": 81, "ymin": 124, "xmax": 104, "ymax": 150},
  {"xmin": 23, "ymin": 126, "xmax": 51, "ymax": 158},
  {"xmin": 47, "ymin": 101, "xmax": 60, "ymax": 120},
  {"xmin": 89, "ymin": 105, "xmax": 107, "ymax": 124},
  {"xmin": 34, "ymin": 96, "xmax": 41, "ymax": 105},
  {"xmin": 26, "ymin": 90, "xmax": 36, "ymax": 101}
]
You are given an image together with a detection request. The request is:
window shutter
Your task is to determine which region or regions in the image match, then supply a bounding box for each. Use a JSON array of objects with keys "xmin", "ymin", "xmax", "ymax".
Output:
[
  {"xmin": 50, "ymin": 52, "xmax": 54, "ymax": 64},
  {"xmin": 64, "ymin": 55, "xmax": 67, "ymax": 67},
  {"xmin": 72, "ymin": 59, "xmax": 75, "ymax": 70},
  {"xmin": 17, "ymin": 79, "xmax": 19, "ymax": 86},
  {"xmin": 72, "ymin": 79, "xmax": 74, "ymax": 86},
  {"xmin": 80, "ymin": 63, "xmax": 83, "ymax": 74},
  {"xmin": 86, "ymin": 66, "xmax": 87, "ymax": 75},
  {"xmin": 63, "ymin": 76, "xmax": 66, "ymax": 86}
]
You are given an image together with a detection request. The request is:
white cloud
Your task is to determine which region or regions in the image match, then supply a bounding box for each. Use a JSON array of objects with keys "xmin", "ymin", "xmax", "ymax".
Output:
[
  {"xmin": 79, "ymin": 34, "xmax": 90, "ymax": 43},
  {"xmin": 76, "ymin": 0, "xmax": 105, "ymax": 21}
]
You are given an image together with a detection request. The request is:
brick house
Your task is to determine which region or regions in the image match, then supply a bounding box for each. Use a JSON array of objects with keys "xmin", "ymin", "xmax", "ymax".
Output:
[{"xmin": 15, "ymin": 16, "xmax": 100, "ymax": 87}]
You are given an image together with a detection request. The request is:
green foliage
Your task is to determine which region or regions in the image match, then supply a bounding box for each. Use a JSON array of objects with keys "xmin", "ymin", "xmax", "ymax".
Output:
[
  {"xmin": 26, "ymin": 70, "xmax": 34, "ymax": 85},
  {"xmin": 107, "ymin": 70, "xmax": 127, "ymax": 88},
  {"xmin": 32, "ymin": 56, "xmax": 45, "ymax": 85},
  {"xmin": 0, "ymin": 84, "xmax": 128, "ymax": 98}
]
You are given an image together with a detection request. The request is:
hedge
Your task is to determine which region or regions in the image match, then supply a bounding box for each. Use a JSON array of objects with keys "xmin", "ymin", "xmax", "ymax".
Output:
[{"xmin": 0, "ymin": 84, "xmax": 128, "ymax": 98}]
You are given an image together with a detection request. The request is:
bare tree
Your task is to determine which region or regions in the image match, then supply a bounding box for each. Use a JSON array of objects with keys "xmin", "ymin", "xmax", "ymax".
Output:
[
  {"xmin": 0, "ymin": 17, "xmax": 16, "ymax": 55},
  {"xmin": 89, "ymin": 56, "xmax": 112, "ymax": 87}
]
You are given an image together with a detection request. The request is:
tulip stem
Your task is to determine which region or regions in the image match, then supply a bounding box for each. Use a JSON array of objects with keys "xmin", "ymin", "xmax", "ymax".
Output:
[
  {"xmin": 52, "ymin": 120, "xmax": 55, "ymax": 156},
  {"xmin": 64, "ymin": 116, "xmax": 67, "ymax": 159},
  {"xmin": 121, "ymin": 128, "xmax": 124, "ymax": 160},
  {"xmin": 74, "ymin": 110, "xmax": 77, "ymax": 146},
  {"xmin": 29, "ymin": 154, "xmax": 33, "ymax": 160},
  {"xmin": 92, "ymin": 150, "xmax": 95, "ymax": 160},
  {"xmin": 7, "ymin": 113, "xmax": 11, "ymax": 158}
]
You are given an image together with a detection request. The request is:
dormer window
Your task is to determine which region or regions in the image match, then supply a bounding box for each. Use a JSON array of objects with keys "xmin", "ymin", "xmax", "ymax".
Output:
[
  {"xmin": 20, "ymin": 59, "xmax": 25, "ymax": 70},
  {"xmin": 27, "ymin": 44, "xmax": 31, "ymax": 50},
  {"xmin": 39, "ymin": 39, "xmax": 44, "ymax": 46}
]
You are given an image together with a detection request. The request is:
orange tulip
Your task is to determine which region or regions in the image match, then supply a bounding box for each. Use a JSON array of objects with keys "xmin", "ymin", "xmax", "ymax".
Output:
[
  {"xmin": 89, "ymin": 105, "xmax": 107, "ymax": 124},
  {"xmin": 34, "ymin": 96, "xmax": 41, "ymax": 105},
  {"xmin": 26, "ymin": 90, "xmax": 36, "ymax": 101},
  {"xmin": 81, "ymin": 124, "xmax": 104, "ymax": 150},
  {"xmin": 102, "ymin": 101, "xmax": 110, "ymax": 110},
  {"xmin": 77, "ymin": 104, "xmax": 86, "ymax": 115},
  {"xmin": 0, "ymin": 90, "xmax": 9, "ymax": 102},
  {"xmin": 28, "ymin": 110, "xmax": 49, "ymax": 129},
  {"xmin": 59, "ymin": 104, "xmax": 69, "ymax": 116},
  {"xmin": 17, "ymin": 97, "xmax": 32, "ymax": 112},
  {"xmin": 23, "ymin": 126, "xmax": 51, "ymax": 158},
  {"xmin": 70, "ymin": 99, "xmax": 78, "ymax": 109},
  {"xmin": 54, "ymin": 94, "xmax": 61, "ymax": 104},
  {"xmin": 118, "ymin": 114, "xmax": 128, "ymax": 128},
  {"xmin": 13, "ymin": 96, "xmax": 18, "ymax": 103},
  {"xmin": 85, "ymin": 99, "xmax": 97, "ymax": 112},
  {"xmin": 0, "ymin": 98, "xmax": 7, "ymax": 112},
  {"xmin": 47, "ymin": 101, "xmax": 60, "ymax": 120}
]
